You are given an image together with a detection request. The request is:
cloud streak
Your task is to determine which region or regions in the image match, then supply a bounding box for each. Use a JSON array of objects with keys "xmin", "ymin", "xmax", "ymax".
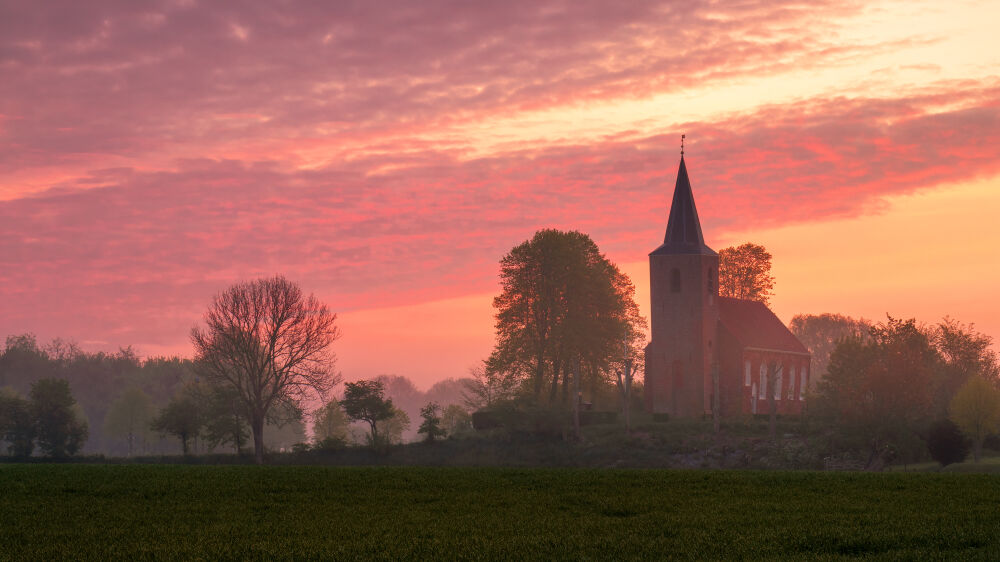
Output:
[{"xmin": 3, "ymin": 79, "xmax": 998, "ymax": 351}]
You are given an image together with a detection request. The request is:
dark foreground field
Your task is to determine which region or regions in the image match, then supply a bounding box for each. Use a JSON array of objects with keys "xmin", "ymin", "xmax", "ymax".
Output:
[{"xmin": 2, "ymin": 465, "xmax": 999, "ymax": 560}]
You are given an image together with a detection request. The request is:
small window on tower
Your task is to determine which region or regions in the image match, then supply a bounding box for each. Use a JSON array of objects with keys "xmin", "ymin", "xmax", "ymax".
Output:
[
  {"xmin": 670, "ymin": 268, "xmax": 681, "ymax": 293},
  {"xmin": 707, "ymin": 268, "xmax": 715, "ymax": 295}
]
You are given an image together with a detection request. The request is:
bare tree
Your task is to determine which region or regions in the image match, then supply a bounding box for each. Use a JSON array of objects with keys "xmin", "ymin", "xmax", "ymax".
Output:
[{"xmin": 191, "ymin": 276, "xmax": 340, "ymax": 464}]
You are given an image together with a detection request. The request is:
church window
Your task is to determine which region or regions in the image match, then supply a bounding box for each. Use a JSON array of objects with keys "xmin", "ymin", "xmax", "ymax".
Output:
[
  {"xmin": 788, "ymin": 365, "xmax": 797, "ymax": 400},
  {"xmin": 670, "ymin": 268, "xmax": 681, "ymax": 293},
  {"xmin": 774, "ymin": 364, "xmax": 782, "ymax": 400},
  {"xmin": 707, "ymin": 268, "xmax": 715, "ymax": 295},
  {"xmin": 744, "ymin": 360, "xmax": 751, "ymax": 386},
  {"xmin": 799, "ymin": 367, "xmax": 808, "ymax": 401},
  {"xmin": 758, "ymin": 365, "xmax": 767, "ymax": 399}
]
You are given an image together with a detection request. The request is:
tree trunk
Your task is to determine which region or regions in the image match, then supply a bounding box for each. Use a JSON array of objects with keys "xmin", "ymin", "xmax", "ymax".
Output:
[
  {"xmin": 549, "ymin": 359, "xmax": 561, "ymax": 404},
  {"xmin": 534, "ymin": 355, "xmax": 545, "ymax": 399},
  {"xmin": 252, "ymin": 414, "xmax": 265, "ymax": 465}
]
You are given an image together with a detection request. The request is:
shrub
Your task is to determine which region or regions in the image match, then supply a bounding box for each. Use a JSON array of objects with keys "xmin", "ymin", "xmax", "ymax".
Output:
[{"xmin": 926, "ymin": 419, "xmax": 969, "ymax": 467}]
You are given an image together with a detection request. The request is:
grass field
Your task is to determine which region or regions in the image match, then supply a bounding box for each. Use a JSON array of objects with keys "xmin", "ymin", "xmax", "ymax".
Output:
[{"xmin": 2, "ymin": 465, "xmax": 999, "ymax": 560}]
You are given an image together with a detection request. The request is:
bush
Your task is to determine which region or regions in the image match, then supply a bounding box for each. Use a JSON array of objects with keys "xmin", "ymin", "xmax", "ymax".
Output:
[{"xmin": 926, "ymin": 419, "xmax": 970, "ymax": 467}]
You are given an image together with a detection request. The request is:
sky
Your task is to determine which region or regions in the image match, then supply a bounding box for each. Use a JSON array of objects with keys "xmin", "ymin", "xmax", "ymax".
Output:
[{"xmin": 2, "ymin": 0, "xmax": 999, "ymax": 389}]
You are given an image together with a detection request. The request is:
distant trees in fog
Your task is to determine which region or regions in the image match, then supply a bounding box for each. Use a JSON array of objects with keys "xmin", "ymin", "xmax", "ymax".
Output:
[{"xmin": 0, "ymin": 378, "xmax": 88, "ymax": 457}]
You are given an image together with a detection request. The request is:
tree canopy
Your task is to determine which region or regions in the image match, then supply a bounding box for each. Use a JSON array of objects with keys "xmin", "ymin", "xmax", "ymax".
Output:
[
  {"xmin": 949, "ymin": 375, "xmax": 1000, "ymax": 462},
  {"xmin": 488, "ymin": 229, "xmax": 645, "ymax": 405},
  {"xmin": 718, "ymin": 243, "xmax": 774, "ymax": 305},
  {"xmin": 191, "ymin": 275, "xmax": 340, "ymax": 464},
  {"xmin": 29, "ymin": 378, "xmax": 89, "ymax": 457},
  {"xmin": 813, "ymin": 317, "xmax": 940, "ymax": 468},
  {"xmin": 342, "ymin": 380, "xmax": 396, "ymax": 448}
]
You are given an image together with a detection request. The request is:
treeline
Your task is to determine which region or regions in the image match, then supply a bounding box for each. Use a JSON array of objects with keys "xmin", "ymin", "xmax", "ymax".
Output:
[
  {"xmin": 792, "ymin": 314, "xmax": 1000, "ymax": 468},
  {"xmin": 0, "ymin": 334, "xmax": 476, "ymax": 458}
]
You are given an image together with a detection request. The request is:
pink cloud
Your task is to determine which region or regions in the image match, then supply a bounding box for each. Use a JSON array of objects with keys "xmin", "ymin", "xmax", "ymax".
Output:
[
  {"xmin": 1, "ymin": 0, "xmax": 873, "ymax": 181},
  {"xmin": 2, "ymin": 80, "xmax": 999, "ymax": 353}
]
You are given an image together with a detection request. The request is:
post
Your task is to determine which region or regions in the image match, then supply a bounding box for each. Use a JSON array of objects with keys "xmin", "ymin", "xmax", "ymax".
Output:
[
  {"xmin": 712, "ymin": 362, "xmax": 720, "ymax": 435},
  {"xmin": 624, "ymin": 353, "xmax": 633, "ymax": 434},
  {"xmin": 768, "ymin": 361, "xmax": 777, "ymax": 441},
  {"xmin": 573, "ymin": 360, "xmax": 581, "ymax": 441}
]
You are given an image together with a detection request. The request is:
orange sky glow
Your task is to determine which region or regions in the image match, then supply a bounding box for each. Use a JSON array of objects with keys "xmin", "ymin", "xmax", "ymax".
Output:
[{"xmin": 2, "ymin": 0, "xmax": 999, "ymax": 389}]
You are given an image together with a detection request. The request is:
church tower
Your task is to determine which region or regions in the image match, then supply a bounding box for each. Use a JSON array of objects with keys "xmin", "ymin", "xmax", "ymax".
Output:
[{"xmin": 645, "ymin": 150, "xmax": 719, "ymax": 417}]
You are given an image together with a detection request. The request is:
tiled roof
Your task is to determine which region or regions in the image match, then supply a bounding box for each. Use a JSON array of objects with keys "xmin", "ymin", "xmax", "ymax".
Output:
[{"xmin": 718, "ymin": 296, "xmax": 809, "ymax": 355}]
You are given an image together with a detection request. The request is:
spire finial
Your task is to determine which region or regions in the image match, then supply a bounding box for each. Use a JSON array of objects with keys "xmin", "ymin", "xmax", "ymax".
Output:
[{"xmin": 681, "ymin": 134, "xmax": 685, "ymax": 157}]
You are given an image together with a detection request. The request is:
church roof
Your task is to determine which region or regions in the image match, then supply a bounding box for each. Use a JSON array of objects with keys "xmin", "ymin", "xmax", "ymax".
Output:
[
  {"xmin": 650, "ymin": 156, "xmax": 716, "ymax": 256},
  {"xmin": 718, "ymin": 296, "xmax": 809, "ymax": 356}
]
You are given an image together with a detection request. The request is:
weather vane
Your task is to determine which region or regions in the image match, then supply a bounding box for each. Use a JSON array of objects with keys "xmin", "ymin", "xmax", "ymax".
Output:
[{"xmin": 681, "ymin": 134, "xmax": 685, "ymax": 156}]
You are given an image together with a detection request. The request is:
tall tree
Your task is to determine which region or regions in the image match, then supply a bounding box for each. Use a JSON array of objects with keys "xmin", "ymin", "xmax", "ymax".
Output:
[
  {"xmin": 150, "ymin": 387, "xmax": 204, "ymax": 455},
  {"xmin": 312, "ymin": 398, "xmax": 350, "ymax": 446},
  {"xmin": 103, "ymin": 386, "xmax": 153, "ymax": 456},
  {"xmin": 29, "ymin": 378, "xmax": 88, "ymax": 457},
  {"xmin": 813, "ymin": 317, "xmax": 940, "ymax": 469},
  {"xmin": 489, "ymin": 229, "xmax": 645, "ymax": 404},
  {"xmin": 949, "ymin": 376, "xmax": 1000, "ymax": 463},
  {"xmin": 417, "ymin": 402, "xmax": 445, "ymax": 443},
  {"xmin": 790, "ymin": 313, "xmax": 871, "ymax": 389},
  {"xmin": 191, "ymin": 276, "xmax": 340, "ymax": 464},
  {"xmin": 718, "ymin": 243, "xmax": 775, "ymax": 305},
  {"xmin": 934, "ymin": 318, "xmax": 1000, "ymax": 415},
  {"xmin": 342, "ymin": 380, "xmax": 395, "ymax": 448},
  {"xmin": 200, "ymin": 385, "xmax": 250, "ymax": 455},
  {"xmin": 382, "ymin": 406, "xmax": 411, "ymax": 445},
  {"xmin": 0, "ymin": 388, "xmax": 35, "ymax": 457}
]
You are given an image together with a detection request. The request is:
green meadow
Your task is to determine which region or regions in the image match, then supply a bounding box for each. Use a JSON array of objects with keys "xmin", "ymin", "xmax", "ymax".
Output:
[{"xmin": 2, "ymin": 465, "xmax": 999, "ymax": 560}]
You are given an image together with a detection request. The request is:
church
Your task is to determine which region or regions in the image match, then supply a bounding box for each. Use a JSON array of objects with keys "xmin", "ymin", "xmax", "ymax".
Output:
[{"xmin": 644, "ymin": 151, "xmax": 811, "ymax": 418}]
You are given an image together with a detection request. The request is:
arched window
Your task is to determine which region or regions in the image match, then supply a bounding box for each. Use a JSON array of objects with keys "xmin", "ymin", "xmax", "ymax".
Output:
[
  {"xmin": 774, "ymin": 364, "xmax": 783, "ymax": 400},
  {"xmin": 758, "ymin": 364, "xmax": 767, "ymax": 399},
  {"xmin": 799, "ymin": 367, "xmax": 808, "ymax": 401},
  {"xmin": 670, "ymin": 268, "xmax": 681, "ymax": 293},
  {"xmin": 707, "ymin": 268, "xmax": 716, "ymax": 295},
  {"xmin": 744, "ymin": 360, "xmax": 751, "ymax": 386},
  {"xmin": 788, "ymin": 365, "xmax": 797, "ymax": 400}
]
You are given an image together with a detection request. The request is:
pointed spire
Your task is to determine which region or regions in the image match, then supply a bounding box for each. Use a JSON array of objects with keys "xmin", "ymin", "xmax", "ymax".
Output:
[{"xmin": 650, "ymin": 143, "xmax": 716, "ymax": 256}]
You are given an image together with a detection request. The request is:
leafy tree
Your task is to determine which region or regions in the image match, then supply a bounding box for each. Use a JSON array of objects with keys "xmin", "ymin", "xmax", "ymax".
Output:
[
  {"xmin": 718, "ymin": 243, "xmax": 775, "ymax": 305},
  {"xmin": 934, "ymin": 318, "xmax": 1000, "ymax": 415},
  {"xmin": 417, "ymin": 402, "xmax": 446, "ymax": 442},
  {"xmin": 313, "ymin": 398, "xmax": 350, "ymax": 447},
  {"xmin": 813, "ymin": 317, "xmax": 940, "ymax": 469},
  {"xmin": 29, "ymin": 378, "xmax": 88, "ymax": 457},
  {"xmin": 103, "ymin": 386, "xmax": 153, "ymax": 457},
  {"xmin": 150, "ymin": 388, "xmax": 204, "ymax": 455},
  {"xmin": 790, "ymin": 313, "xmax": 870, "ymax": 389},
  {"xmin": 191, "ymin": 275, "xmax": 341, "ymax": 464},
  {"xmin": 926, "ymin": 419, "xmax": 970, "ymax": 467},
  {"xmin": 342, "ymin": 380, "xmax": 395, "ymax": 447},
  {"xmin": 489, "ymin": 229, "xmax": 645, "ymax": 403},
  {"xmin": 200, "ymin": 385, "xmax": 250, "ymax": 454},
  {"xmin": 0, "ymin": 388, "xmax": 35, "ymax": 457},
  {"xmin": 441, "ymin": 404, "xmax": 473, "ymax": 437},
  {"xmin": 462, "ymin": 362, "xmax": 518, "ymax": 411},
  {"xmin": 949, "ymin": 375, "xmax": 1000, "ymax": 462},
  {"xmin": 381, "ymin": 406, "xmax": 411, "ymax": 446}
]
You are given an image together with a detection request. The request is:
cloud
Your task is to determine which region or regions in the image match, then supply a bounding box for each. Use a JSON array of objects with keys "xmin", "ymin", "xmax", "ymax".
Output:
[
  {"xmin": 1, "ymin": 0, "xmax": 870, "ymax": 182},
  {"xmin": 2, "ymin": 79, "xmax": 999, "ymax": 352}
]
